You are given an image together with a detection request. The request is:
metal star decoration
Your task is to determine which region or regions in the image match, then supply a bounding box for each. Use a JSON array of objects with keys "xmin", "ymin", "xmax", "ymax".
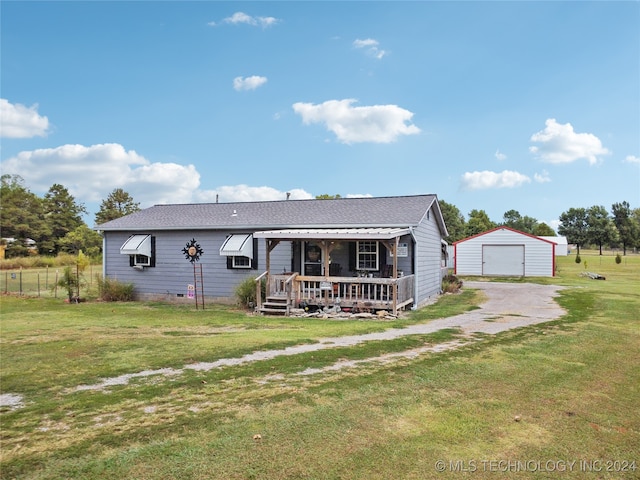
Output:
[{"xmin": 182, "ymin": 238, "xmax": 204, "ymax": 263}]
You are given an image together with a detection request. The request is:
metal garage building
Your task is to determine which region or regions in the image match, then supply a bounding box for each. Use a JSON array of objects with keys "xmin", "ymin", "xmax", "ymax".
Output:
[{"xmin": 454, "ymin": 227, "xmax": 556, "ymax": 277}]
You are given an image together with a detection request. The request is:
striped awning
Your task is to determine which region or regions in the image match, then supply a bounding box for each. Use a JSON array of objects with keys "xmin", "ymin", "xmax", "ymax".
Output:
[
  {"xmin": 219, "ymin": 234, "xmax": 253, "ymax": 257},
  {"xmin": 120, "ymin": 234, "xmax": 151, "ymax": 256}
]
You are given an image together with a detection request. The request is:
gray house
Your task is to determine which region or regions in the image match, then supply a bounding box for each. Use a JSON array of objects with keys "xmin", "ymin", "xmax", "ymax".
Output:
[{"xmin": 96, "ymin": 194, "xmax": 449, "ymax": 315}]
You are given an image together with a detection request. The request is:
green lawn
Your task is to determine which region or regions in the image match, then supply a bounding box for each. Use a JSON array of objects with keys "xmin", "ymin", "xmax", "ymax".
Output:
[{"xmin": 1, "ymin": 252, "xmax": 638, "ymax": 479}]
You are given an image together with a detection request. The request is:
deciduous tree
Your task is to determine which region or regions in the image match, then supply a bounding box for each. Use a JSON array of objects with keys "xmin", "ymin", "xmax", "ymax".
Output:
[
  {"xmin": 58, "ymin": 225, "xmax": 103, "ymax": 257},
  {"xmin": 439, "ymin": 200, "xmax": 466, "ymax": 242},
  {"xmin": 0, "ymin": 174, "xmax": 50, "ymax": 256},
  {"xmin": 558, "ymin": 207, "xmax": 588, "ymax": 255},
  {"xmin": 534, "ymin": 223, "xmax": 556, "ymax": 236},
  {"xmin": 465, "ymin": 209, "xmax": 496, "ymax": 237},
  {"xmin": 611, "ymin": 201, "xmax": 639, "ymax": 255},
  {"xmin": 587, "ymin": 205, "xmax": 617, "ymax": 255}
]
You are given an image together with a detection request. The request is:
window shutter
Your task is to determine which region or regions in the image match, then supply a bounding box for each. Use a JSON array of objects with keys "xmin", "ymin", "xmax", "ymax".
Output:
[
  {"xmin": 226, "ymin": 256, "xmax": 233, "ymax": 269},
  {"xmin": 149, "ymin": 236, "xmax": 156, "ymax": 267},
  {"xmin": 129, "ymin": 255, "xmax": 135, "ymax": 267},
  {"xmin": 379, "ymin": 243, "xmax": 387, "ymax": 273},
  {"xmin": 251, "ymin": 237, "xmax": 258, "ymax": 270},
  {"xmin": 348, "ymin": 242, "xmax": 356, "ymax": 271}
]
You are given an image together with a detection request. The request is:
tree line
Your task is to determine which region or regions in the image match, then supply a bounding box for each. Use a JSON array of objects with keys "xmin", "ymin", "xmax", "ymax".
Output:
[
  {"xmin": 0, "ymin": 174, "xmax": 140, "ymax": 258},
  {"xmin": 439, "ymin": 199, "xmax": 640, "ymax": 255},
  {"xmin": 1, "ymin": 177, "xmax": 638, "ymax": 259}
]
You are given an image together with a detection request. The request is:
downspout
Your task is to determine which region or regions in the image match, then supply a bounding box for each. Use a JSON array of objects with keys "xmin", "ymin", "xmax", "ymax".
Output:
[{"xmin": 101, "ymin": 232, "xmax": 106, "ymax": 279}]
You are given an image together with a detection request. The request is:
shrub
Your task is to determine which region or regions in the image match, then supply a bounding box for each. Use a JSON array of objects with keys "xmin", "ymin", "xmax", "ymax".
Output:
[
  {"xmin": 96, "ymin": 275, "xmax": 135, "ymax": 301},
  {"xmin": 55, "ymin": 266, "xmax": 81, "ymax": 302},
  {"xmin": 615, "ymin": 253, "xmax": 622, "ymax": 264},
  {"xmin": 235, "ymin": 276, "xmax": 265, "ymax": 309},
  {"xmin": 441, "ymin": 274, "xmax": 463, "ymax": 293}
]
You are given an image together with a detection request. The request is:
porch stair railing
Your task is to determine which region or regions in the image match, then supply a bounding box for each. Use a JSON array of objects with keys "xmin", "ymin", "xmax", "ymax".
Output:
[{"xmin": 256, "ymin": 271, "xmax": 297, "ymax": 315}]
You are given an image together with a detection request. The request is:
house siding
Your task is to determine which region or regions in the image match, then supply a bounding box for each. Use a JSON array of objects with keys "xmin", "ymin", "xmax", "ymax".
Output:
[
  {"xmin": 413, "ymin": 207, "xmax": 445, "ymax": 307},
  {"xmin": 455, "ymin": 228, "xmax": 554, "ymax": 277},
  {"xmin": 105, "ymin": 230, "xmax": 267, "ymax": 302},
  {"xmin": 268, "ymin": 240, "xmax": 293, "ymax": 273}
]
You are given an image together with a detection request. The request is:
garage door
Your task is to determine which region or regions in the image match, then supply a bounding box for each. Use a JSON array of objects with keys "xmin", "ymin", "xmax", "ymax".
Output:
[{"xmin": 482, "ymin": 245, "xmax": 524, "ymax": 276}]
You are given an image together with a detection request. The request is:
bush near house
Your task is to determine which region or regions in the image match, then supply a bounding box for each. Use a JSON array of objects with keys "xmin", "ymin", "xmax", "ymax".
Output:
[{"xmin": 441, "ymin": 273, "xmax": 463, "ymax": 293}]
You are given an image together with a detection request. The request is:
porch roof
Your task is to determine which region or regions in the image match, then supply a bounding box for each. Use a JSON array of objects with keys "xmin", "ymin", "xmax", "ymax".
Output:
[{"xmin": 253, "ymin": 227, "xmax": 411, "ymax": 240}]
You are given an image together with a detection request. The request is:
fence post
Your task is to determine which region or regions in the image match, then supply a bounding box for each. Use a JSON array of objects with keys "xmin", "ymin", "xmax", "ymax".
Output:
[
  {"xmin": 38, "ymin": 273, "xmax": 41, "ymax": 297},
  {"xmin": 19, "ymin": 268, "xmax": 23, "ymax": 296}
]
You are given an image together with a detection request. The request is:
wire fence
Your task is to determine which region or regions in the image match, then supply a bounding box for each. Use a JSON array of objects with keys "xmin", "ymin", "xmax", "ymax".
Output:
[{"xmin": 1, "ymin": 265, "xmax": 101, "ymax": 298}]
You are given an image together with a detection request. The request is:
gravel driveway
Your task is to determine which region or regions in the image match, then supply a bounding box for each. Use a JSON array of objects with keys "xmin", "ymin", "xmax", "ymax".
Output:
[{"xmin": 64, "ymin": 281, "xmax": 566, "ymax": 393}]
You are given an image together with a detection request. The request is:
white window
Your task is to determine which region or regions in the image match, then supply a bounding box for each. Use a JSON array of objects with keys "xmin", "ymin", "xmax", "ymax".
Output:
[
  {"xmin": 357, "ymin": 241, "xmax": 379, "ymax": 271},
  {"xmin": 120, "ymin": 234, "xmax": 155, "ymax": 268},
  {"xmin": 134, "ymin": 254, "xmax": 151, "ymax": 266},
  {"xmin": 232, "ymin": 256, "xmax": 251, "ymax": 268}
]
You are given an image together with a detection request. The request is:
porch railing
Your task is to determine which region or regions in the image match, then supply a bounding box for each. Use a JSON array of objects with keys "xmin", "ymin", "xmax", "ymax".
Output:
[{"xmin": 259, "ymin": 273, "xmax": 415, "ymax": 314}]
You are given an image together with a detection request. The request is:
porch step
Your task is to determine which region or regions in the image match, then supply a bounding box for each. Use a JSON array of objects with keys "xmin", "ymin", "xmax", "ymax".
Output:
[{"xmin": 259, "ymin": 296, "xmax": 290, "ymax": 315}]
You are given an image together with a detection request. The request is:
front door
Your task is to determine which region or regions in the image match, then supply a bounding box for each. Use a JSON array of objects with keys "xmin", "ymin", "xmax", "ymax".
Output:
[{"xmin": 303, "ymin": 242, "xmax": 322, "ymax": 275}]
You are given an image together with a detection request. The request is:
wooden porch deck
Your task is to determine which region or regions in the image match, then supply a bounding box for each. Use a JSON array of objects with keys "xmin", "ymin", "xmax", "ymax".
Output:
[{"xmin": 256, "ymin": 273, "xmax": 414, "ymax": 316}]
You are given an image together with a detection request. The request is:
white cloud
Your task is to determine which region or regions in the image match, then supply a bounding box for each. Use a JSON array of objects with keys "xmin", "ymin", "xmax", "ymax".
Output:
[
  {"xmin": 529, "ymin": 118, "xmax": 610, "ymax": 165},
  {"xmin": 292, "ymin": 99, "xmax": 420, "ymax": 144},
  {"xmin": 0, "ymin": 98, "xmax": 50, "ymax": 138},
  {"xmin": 210, "ymin": 12, "xmax": 279, "ymax": 28},
  {"xmin": 495, "ymin": 149, "xmax": 507, "ymax": 161},
  {"xmin": 346, "ymin": 193, "xmax": 373, "ymax": 198},
  {"xmin": 624, "ymin": 155, "xmax": 640, "ymax": 165},
  {"xmin": 233, "ymin": 75, "xmax": 268, "ymax": 91},
  {"xmin": 353, "ymin": 38, "xmax": 386, "ymax": 59},
  {"xmin": 1, "ymin": 143, "xmax": 318, "ymax": 212},
  {"xmin": 461, "ymin": 170, "xmax": 531, "ymax": 190},
  {"xmin": 194, "ymin": 185, "xmax": 312, "ymax": 203},
  {"xmin": 0, "ymin": 143, "xmax": 199, "ymax": 206},
  {"xmin": 534, "ymin": 170, "xmax": 551, "ymax": 183}
]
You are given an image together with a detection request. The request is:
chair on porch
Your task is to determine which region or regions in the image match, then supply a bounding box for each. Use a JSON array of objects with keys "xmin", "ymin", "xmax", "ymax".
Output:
[
  {"xmin": 381, "ymin": 264, "xmax": 393, "ymax": 278},
  {"xmin": 329, "ymin": 263, "xmax": 342, "ymax": 276}
]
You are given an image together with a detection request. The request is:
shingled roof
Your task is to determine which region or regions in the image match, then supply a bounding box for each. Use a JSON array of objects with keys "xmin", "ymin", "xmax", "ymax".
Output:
[{"xmin": 96, "ymin": 194, "xmax": 446, "ymax": 234}]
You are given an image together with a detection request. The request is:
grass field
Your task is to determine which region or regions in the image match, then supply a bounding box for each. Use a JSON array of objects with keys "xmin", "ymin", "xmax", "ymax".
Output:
[{"xmin": 1, "ymin": 252, "xmax": 638, "ymax": 479}]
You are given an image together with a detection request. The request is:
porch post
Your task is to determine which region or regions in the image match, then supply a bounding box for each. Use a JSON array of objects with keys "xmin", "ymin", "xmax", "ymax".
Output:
[{"xmin": 393, "ymin": 236, "xmax": 399, "ymax": 313}]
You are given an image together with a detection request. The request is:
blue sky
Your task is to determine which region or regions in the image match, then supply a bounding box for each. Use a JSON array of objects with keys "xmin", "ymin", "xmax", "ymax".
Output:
[{"xmin": 1, "ymin": 1, "xmax": 639, "ymax": 230}]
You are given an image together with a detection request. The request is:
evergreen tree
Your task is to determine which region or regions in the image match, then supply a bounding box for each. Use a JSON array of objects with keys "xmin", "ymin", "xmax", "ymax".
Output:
[
  {"xmin": 43, "ymin": 183, "xmax": 87, "ymax": 254},
  {"xmin": 95, "ymin": 188, "xmax": 141, "ymax": 224}
]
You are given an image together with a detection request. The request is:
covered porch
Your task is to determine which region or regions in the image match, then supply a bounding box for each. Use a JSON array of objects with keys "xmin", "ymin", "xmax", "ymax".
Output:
[{"xmin": 253, "ymin": 228, "xmax": 415, "ymax": 316}]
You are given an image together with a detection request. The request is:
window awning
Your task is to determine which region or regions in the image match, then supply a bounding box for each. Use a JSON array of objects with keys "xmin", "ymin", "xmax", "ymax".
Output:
[
  {"xmin": 220, "ymin": 234, "xmax": 253, "ymax": 257},
  {"xmin": 120, "ymin": 234, "xmax": 151, "ymax": 257}
]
